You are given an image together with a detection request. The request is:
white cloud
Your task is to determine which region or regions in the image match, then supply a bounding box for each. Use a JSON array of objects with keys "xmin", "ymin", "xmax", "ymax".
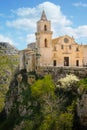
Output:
[
  {"xmin": 11, "ymin": 7, "xmax": 36, "ymax": 17},
  {"xmin": 0, "ymin": 34, "xmax": 14, "ymax": 45},
  {"xmin": 6, "ymin": 1, "xmax": 87, "ymax": 46},
  {"xmin": 75, "ymin": 26, "xmax": 87, "ymax": 37},
  {"xmin": 6, "ymin": 2, "xmax": 72, "ymax": 30},
  {"xmin": 7, "ymin": 18, "xmax": 36, "ymax": 30},
  {"xmin": 26, "ymin": 34, "xmax": 35, "ymax": 44},
  {"xmin": 6, "ymin": 2, "xmax": 72, "ymax": 38},
  {"xmin": 73, "ymin": 2, "xmax": 87, "ymax": 7},
  {"xmin": 0, "ymin": 34, "xmax": 20, "ymax": 48},
  {"xmin": 38, "ymin": 2, "xmax": 72, "ymax": 26},
  {"xmin": 58, "ymin": 25, "xmax": 87, "ymax": 39}
]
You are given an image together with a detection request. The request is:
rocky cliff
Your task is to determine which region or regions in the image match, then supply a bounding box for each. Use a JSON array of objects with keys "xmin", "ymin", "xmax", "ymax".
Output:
[
  {"xmin": 0, "ymin": 43, "xmax": 19, "ymax": 112},
  {"xmin": 0, "ymin": 68, "xmax": 87, "ymax": 130},
  {"xmin": 0, "ymin": 42, "xmax": 18, "ymax": 55}
]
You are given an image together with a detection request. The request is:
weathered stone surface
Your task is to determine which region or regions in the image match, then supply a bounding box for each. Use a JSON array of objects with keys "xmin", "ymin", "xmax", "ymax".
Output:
[
  {"xmin": 5, "ymin": 70, "xmax": 36, "ymax": 118},
  {"xmin": 0, "ymin": 42, "xmax": 19, "ymax": 55},
  {"xmin": 77, "ymin": 93, "xmax": 87, "ymax": 126}
]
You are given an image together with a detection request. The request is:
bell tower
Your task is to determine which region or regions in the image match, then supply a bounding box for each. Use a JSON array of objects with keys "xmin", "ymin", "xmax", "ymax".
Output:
[
  {"xmin": 35, "ymin": 10, "xmax": 53, "ymax": 67},
  {"xmin": 36, "ymin": 10, "xmax": 53, "ymax": 48}
]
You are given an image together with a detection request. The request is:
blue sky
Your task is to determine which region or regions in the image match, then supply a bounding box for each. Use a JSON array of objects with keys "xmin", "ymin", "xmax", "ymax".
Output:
[{"xmin": 0, "ymin": 0, "xmax": 87, "ymax": 50}]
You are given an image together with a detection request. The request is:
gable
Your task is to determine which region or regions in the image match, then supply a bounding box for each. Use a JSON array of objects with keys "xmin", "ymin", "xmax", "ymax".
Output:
[{"xmin": 52, "ymin": 35, "xmax": 77, "ymax": 46}]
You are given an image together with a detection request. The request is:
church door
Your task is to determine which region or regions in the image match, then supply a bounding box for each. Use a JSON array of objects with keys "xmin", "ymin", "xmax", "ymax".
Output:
[
  {"xmin": 64, "ymin": 57, "xmax": 69, "ymax": 66},
  {"xmin": 76, "ymin": 60, "xmax": 79, "ymax": 66},
  {"xmin": 53, "ymin": 60, "xmax": 56, "ymax": 66}
]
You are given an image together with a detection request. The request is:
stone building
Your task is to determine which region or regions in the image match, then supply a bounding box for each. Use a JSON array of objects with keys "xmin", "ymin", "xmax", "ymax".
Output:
[{"xmin": 20, "ymin": 11, "xmax": 87, "ymax": 72}]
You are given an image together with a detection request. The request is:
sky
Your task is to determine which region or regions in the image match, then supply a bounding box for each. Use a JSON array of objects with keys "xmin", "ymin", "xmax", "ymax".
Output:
[{"xmin": 0, "ymin": 0, "xmax": 87, "ymax": 50}]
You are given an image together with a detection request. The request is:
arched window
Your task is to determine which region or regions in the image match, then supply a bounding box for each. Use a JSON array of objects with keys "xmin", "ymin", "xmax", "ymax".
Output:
[
  {"xmin": 44, "ymin": 25, "xmax": 47, "ymax": 31},
  {"xmin": 44, "ymin": 39, "xmax": 47, "ymax": 47}
]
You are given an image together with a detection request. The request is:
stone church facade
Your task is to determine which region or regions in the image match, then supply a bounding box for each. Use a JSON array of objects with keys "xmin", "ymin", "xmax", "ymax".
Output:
[{"xmin": 20, "ymin": 11, "xmax": 87, "ymax": 72}]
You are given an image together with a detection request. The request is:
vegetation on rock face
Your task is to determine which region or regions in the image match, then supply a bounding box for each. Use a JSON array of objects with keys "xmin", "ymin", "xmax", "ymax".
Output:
[
  {"xmin": 77, "ymin": 78, "xmax": 87, "ymax": 94},
  {"xmin": 57, "ymin": 74, "xmax": 79, "ymax": 88},
  {"xmin": 0, "ymin": 72, "xmax": 81, "ymax": 130},
  {"xmin": 1, "ymin": 43, "xmax": 87, "ymax": 129},
  {"xmin": 0, "ymin": 54, "xmax": 19, "ymax": 112},
  {"xmin": 0, "ymin": 68, "xmax": 87, "ymax": 130}
]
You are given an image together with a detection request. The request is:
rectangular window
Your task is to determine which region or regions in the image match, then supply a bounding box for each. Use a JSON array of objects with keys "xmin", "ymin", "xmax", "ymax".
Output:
[
  {"xmin": 76, "ymin": 60, "xmax": 79, "ymax": 66},
  {"xmin": 76, "ymin": 47, "xmax": 79, "ymax": 51},
  {"xmin": 69, "ymin": 45, "xmax": 71, "ymax": 50},
  {"xmin": 61, "ymin": 45, "xmax": 64, "ymax": 49}
]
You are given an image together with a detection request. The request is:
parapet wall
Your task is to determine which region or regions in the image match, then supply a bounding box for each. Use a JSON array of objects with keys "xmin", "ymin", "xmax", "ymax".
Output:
[{"xmin": 36, "ymin": 66, "xmax": 87, "ymax": 79}]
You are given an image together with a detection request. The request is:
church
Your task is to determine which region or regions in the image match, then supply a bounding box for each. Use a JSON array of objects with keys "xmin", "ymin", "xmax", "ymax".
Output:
[{"xmin": 20, "ymin": 11, "xmax": 87, "ymax": 72}]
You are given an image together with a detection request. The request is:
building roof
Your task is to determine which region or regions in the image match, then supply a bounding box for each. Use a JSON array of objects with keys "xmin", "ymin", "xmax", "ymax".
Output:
[{"xmin": 41, "ymin": 10, "xmax": 47, "ymax": 21}]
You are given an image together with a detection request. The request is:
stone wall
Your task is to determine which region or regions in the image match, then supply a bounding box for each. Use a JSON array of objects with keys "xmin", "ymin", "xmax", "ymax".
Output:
[{"xmin": 36, "ymin": 66, "xmax": 87, "ymax": 79}]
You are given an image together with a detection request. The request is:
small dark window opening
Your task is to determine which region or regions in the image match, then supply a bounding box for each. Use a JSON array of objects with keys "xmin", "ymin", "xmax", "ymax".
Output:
[
  {"xmin": 53, "ymin": 60, "xmax": 56, "ymax": 66},
  {"xmin": 76, "ymin": 47, "xmax": 79, "ymax": 51},
  {"xmin": 69, "ymin": 45, "xmax": 71, "ymax": 50},
  {"xmin": 61, "ymin": 45, "xmax": 64, "ymax": 49},
  {"xmin": 44, "ymin": 39, "xmax": 47, "ymax": 47},
  {"xmin": 44, "ymin": 25, "xmax": 47, "ymax": 31},
  {"xmin": 76, "ymin": 60, "xmax": 79, "ymax": 66}
]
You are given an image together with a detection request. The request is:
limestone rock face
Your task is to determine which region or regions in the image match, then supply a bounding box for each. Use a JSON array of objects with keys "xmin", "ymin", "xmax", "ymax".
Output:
[
  {"xmin": 5, "ymin": 70, "xmax": 37, "ymax": 118},
  {"xmin": 0, "ymin": 42, "xmax": 19, "ymax": 55},
  {"xmin": 13, "ymin": 121, "xmax": 24, "ymax": 130},
  {"xmin": 0, "ymin": 44, "xmax": 19, "ymax": 112},
  {"xmin": 77, "ymin": 93, "xmax": 87, "ymax": 126}
]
